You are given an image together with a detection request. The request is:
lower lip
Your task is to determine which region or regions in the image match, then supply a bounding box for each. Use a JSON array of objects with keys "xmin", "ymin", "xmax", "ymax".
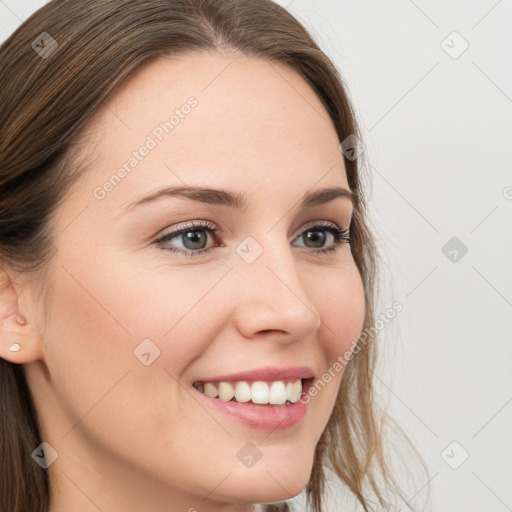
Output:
[{"xmin": 193, "ymin": 379, "xmax": 313, "ymax": 431}]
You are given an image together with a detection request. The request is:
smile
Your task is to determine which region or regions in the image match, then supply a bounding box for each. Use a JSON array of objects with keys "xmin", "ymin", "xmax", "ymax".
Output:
[
  {"xmin": 193, "ymin": 377, "xmax": 314, "ymax": 406},
  {"xmin": 191, "ymin": 377, "xmax": 314, "ymax": 430}
]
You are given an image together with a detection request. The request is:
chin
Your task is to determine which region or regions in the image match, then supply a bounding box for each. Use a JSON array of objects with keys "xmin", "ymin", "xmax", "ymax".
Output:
[{"xmin": 215, "ymin": 455, "xmax": 313, "ymax": 505}]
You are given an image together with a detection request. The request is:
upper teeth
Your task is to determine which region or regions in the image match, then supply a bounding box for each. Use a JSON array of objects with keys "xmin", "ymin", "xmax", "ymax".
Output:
[{"xmin": 194, "ymin": 379, "xmax": 303, "ymax": 405}]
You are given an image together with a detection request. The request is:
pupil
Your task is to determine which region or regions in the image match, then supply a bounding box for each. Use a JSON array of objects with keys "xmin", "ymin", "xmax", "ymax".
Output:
[
  {"xmin": 306, "ymin": 230, "xmax": 325, "ymax": 248},
  {"xmin": 184, "ymin": 230, "xmax": 206, "ymax": 249}
]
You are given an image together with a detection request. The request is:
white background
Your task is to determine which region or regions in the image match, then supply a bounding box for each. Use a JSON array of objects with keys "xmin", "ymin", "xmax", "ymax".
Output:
[{"xmin": 1, "ymin": 1, "xmax": 511, "ymax": 511}]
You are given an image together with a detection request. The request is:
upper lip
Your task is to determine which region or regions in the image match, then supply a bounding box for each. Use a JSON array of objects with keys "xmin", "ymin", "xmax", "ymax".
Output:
[{"xmin": 194, "ymin": 366, "xmax": 315, "ymax": 383}]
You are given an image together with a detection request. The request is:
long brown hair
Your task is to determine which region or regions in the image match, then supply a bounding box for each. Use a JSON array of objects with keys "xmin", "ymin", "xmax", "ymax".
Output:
[{"xmin": 0, "ymin": 1, "xmax": 428, "ymax": 511}]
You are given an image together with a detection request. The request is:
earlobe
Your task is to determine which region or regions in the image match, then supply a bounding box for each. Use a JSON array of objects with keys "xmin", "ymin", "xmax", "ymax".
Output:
[
  {"xmin": 6, "ymin": 314, "xmax": 27, "ymax": 352},
  {"xmin": 0, "ymin": 264, "xmax": 45, "ymax": 364}
]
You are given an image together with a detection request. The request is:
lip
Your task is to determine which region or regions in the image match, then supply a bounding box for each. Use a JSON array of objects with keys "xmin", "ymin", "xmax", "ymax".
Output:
[
  {"xmin": 191, "ymin": 377, "xmax": 314, "ymax": 431},
  {"xmin": 193, "ymin": 365, "xmax": 315, "ymax": 384}
]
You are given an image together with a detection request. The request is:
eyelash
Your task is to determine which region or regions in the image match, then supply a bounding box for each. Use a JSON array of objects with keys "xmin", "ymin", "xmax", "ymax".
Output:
[{"xmin": 154, "ymin": 220, "xmax": 351, "ymax": 259}]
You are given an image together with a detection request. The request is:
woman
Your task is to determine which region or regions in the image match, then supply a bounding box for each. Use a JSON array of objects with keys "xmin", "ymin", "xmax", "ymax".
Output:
[{"xmin": 0, "ymin": 1, "xmax": 427, "ymax": 511}]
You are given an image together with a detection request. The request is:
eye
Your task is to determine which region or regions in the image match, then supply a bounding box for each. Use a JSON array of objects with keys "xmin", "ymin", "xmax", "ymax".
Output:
[
  {"xmin": 293, "ymin": 222, "xmax": 351, "ymax": 255},
  {"xmin": 154, "ymin": 220, "xmax": 220, "ymax": 258},
  {"xmin": 154, "ymin": 220, "xmax": 351, "ymax": 258}
]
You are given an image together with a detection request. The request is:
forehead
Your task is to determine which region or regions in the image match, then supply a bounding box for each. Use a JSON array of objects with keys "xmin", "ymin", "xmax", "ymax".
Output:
[{"xmin": 73, "ymin": 52, "xmax": 348, "ymax": 208}]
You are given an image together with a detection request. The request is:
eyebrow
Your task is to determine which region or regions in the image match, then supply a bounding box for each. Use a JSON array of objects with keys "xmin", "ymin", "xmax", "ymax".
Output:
[{"xmin": 123, "ymin": 184, "xmax": 354, "ymax": 213}]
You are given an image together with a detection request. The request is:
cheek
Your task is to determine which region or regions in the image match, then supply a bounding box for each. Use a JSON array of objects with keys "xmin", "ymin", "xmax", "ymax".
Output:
[
  {"xmin": 41, "ymin": 264, "xmax": 141, "ymax": 431},
  {"xmin": 41, "ymin": 260, "xmax": 218, "ymax": 475},
  {"xmin": 43, "ymin": 256, "xmax": 223, "ymax": 421},
  {"xmin": 318, "ymin": 263, "xmax": 366, "ymax": 361},
  {"xmin": 307, "ymin": 263, "xmax": 365, "ymax": 414}
]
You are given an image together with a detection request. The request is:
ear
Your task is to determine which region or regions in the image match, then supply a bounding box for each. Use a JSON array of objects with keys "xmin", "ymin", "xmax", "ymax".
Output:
[{"xmin": 0, "ymin": 262, "xmax": 45, "ymax": 364}]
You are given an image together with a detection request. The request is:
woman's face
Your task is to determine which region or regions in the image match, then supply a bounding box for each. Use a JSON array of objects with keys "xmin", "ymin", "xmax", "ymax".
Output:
[{"xmin": 23, "ymin": 52, "xmax": 365, "ymax": 511}]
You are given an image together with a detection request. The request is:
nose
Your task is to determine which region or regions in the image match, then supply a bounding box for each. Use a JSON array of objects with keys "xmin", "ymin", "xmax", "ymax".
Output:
[{"xmin": 231, "ymin": 237, "xmax": 322, "ymax": 344}]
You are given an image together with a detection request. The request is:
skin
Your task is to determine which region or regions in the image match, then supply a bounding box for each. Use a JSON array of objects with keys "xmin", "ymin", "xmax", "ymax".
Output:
[{"xmin": 0, "ymin": 51, "xmax": 365, "ymax": 512}]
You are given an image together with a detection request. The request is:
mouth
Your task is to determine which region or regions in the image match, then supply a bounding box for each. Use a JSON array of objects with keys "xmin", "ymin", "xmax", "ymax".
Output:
[{"xmin": 192, "ymin": 377, "xmax": 315, "ymax": 407}]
